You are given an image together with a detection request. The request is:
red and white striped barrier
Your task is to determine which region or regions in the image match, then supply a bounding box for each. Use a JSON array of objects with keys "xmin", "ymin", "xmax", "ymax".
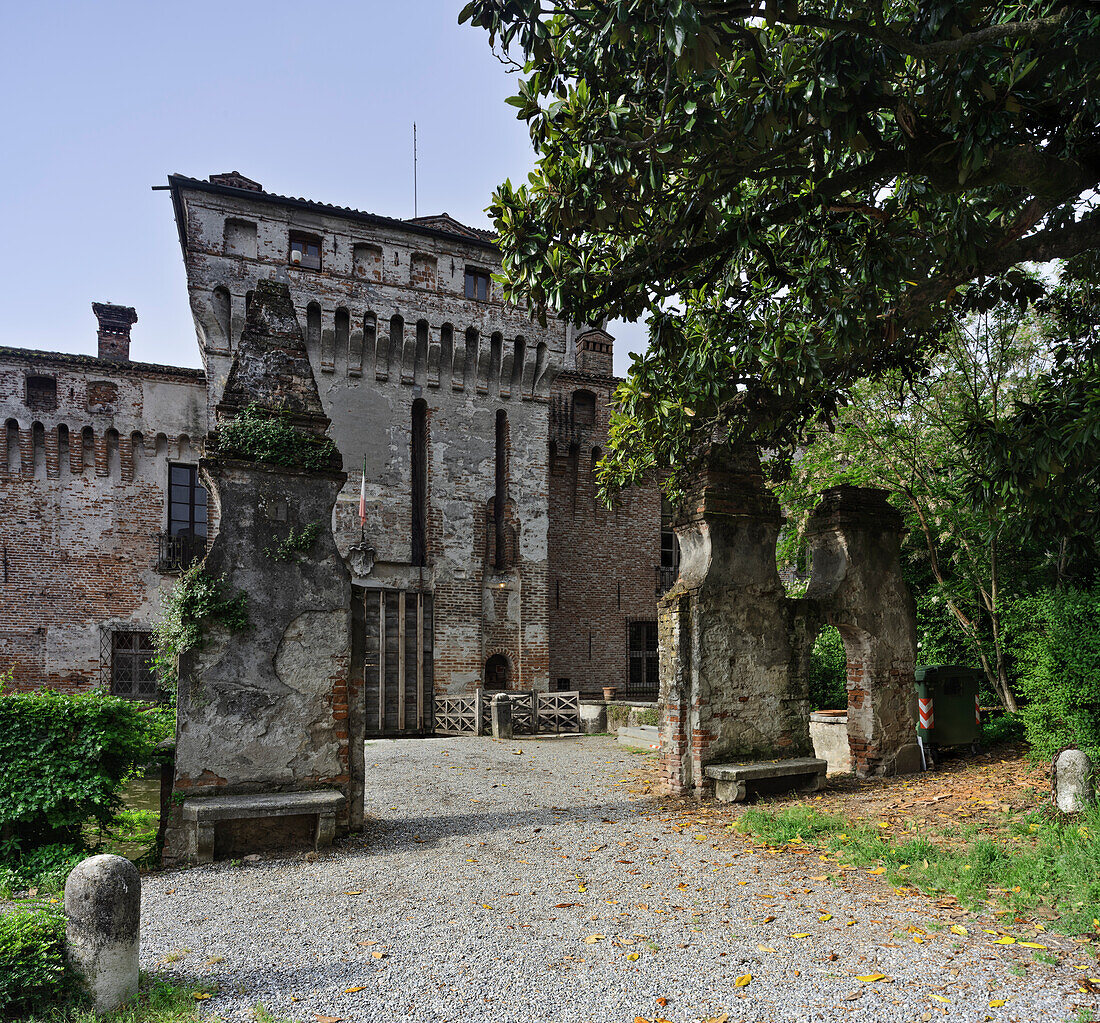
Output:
[
  {"xmin": 918, "ymin": 696, "xmax": 934, "ymax": 731},
  {"xmin": 975, "ymin": 694, "xmax": 981, "ymax": 727}
]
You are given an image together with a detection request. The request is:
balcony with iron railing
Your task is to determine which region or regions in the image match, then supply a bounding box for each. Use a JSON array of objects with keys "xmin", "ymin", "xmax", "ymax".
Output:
[
  {"xmin": 156, "ymin": 533, "xmax": 207, "ymax": 574},
  {"xmin": 656, "ymin": 565, "xmax": 678, "ymax": 597}
]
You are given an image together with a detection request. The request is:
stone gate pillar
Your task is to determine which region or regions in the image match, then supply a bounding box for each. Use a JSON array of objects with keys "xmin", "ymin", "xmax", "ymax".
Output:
[
  {"xmin": 163, "ymin": 279, "xmax": 360, "ymax": 864},
  {"xmin": 805, "ymin": 486, "xmax": 921, "ymax": 777},
  {"xmin": 658, "ymin": 446, "xmax": 812, "ymax": 797}
]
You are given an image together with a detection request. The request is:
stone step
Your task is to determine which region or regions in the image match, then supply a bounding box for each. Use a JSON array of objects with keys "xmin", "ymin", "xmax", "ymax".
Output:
[
  {"xmin": 617, "ymin": 725, "xmax": 660, "ymax": 750},
  {"xmin": 704, "ymin": 757, "xmax": 827, "ymax": 802}
]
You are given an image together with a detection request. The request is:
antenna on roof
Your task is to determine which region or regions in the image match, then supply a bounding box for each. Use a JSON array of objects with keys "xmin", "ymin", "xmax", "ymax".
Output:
[{"xmin": 413, "ymin": 122, "xmax": 418, "ymax": 219}]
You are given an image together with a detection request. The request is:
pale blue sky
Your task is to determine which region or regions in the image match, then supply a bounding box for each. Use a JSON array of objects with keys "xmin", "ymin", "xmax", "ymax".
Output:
[{"xmin": 0, "ymin": 0, "xmax": 647, "ymax": 374}]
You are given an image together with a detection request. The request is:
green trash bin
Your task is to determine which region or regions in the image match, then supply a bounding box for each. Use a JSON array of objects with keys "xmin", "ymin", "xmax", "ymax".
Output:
[{"xmin": 914, "ymin": 664, "xmax": 983, "ymax": 747}]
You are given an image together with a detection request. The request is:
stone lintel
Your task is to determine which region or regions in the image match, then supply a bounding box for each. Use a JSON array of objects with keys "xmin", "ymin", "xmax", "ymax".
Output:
[
  {"xmin": 805, "ymin": 484, "xmax": 902, "ymax": 534},
  {"xmin": 183, "ymin": 789, "xmax": 345, "ymax": 823},
  {"xmin": 198, "ymin": 453, "xmax": 347, "ymax": 484}
]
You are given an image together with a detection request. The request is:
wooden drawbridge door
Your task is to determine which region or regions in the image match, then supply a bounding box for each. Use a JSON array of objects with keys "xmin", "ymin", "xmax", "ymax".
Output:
[{"xmin": 352, "ymin": 587, "xmax": 434, "ymax": 737}]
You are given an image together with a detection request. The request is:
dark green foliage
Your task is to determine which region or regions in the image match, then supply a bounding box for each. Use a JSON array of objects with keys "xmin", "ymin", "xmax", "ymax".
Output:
[
  {"xmin": 265, "ymin": 523, "xmax": 321, "ymax": 562},
  {"xmin": 152, "ymin": 564, "xmax": 249, "ymax": 685},
  {"xmin": 1003, "ymin": 588, "xmax": 1100, "ymax": 760},
  {"xmin": 0, "ymin": 690, "xmax": 150, "ymax": 858},
  {"xmin": 808, "ymin": 626, "xmax": 847, "ymax": 711},
  {"xmin": 464, "ymin": 2, "xmax": 1100, "ymax": 496},
  {"xmin": 215, "ymin": 404, "xmax": 338, "ymax": 472},
  {"xmin": 982, "ymin": 712, "xmax": 1026, "ymax": 747},
  {"xmin": 0, "ymin": 908, "xmax": 68, "ymax": 1015}
]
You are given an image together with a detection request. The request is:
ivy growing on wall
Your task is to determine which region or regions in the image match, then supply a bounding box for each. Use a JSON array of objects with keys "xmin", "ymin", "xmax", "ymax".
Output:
[
  {"xmin": 265, "ymin": 523, "xmax": 322, "ymax": 562},
  {"xmin": 153, "ymin": 564, "xmax": 250, "ymax": 685},
  {"xmin": 214, "ymin": 404, "xmax": 338, "ymax": 472}
]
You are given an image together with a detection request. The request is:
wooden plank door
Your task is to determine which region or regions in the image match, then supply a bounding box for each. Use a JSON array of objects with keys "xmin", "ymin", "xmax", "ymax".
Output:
[{"xmin": 354, "ymin": 587, "xmax": 434, "ymax": 737}]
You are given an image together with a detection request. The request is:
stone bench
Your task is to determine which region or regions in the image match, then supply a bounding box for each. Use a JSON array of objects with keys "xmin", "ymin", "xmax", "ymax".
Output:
[
  {"xmin": 704, "ymin": 758, "xmax": 828, "ymax": 803},
  {"xmin": 182, "ymin": 790, "xmax": 345, "ymax": 864}
]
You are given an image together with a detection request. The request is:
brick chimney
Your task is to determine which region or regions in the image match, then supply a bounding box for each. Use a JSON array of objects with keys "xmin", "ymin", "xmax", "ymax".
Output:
[
  {"xmin": 208, "ymin": 171, "xmax": 262, "ymax": 191},
  {"xmin": 575, "ymin": 328, "xmax": 615, "ymax": 377},
  {"xmin": 92, "ymin": 303, "xmax": 138, "ymax": 363}
]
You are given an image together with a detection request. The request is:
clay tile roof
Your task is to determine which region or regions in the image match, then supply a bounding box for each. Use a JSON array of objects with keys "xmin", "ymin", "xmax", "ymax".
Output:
[{"xmin": 168, "ymin": 175, "xmax": 498, "ymax": 250}]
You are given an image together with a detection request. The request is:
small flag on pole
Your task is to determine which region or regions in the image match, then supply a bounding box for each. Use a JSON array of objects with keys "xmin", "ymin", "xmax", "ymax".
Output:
[{"xmin": 359, "ymin": 455, "xmax": 367, "ymax": 527}]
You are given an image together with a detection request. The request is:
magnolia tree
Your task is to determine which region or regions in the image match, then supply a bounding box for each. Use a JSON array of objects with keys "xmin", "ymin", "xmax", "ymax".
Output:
[{"xmin": 463, "ymin": 1, "xmax": 1100, "ymax": 493}]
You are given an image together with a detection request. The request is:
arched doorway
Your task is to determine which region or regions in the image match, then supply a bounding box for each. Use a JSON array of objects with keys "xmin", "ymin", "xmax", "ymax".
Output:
[{"xmin": 485, "ymin": 653, "xmax": 511, "ymax": 691}]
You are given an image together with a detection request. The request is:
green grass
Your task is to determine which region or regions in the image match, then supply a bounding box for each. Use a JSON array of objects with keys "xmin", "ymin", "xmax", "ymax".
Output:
[
  {"xmin": 734, "ymin": 802, "xmax": 1100, "ymax": 935},
  {"xmin": 16, "ymin": 976, "xmax": 215, "ymax": 1023},
  {"xmin": 107, "ymin": 809, "xmax": 158, "ymax": 845}
]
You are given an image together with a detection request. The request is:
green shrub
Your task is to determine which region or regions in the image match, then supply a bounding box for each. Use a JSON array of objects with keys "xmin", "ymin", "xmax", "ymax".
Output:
[
  {"xmin": 1004, "ymin": 587, "xmax": 1100, "ymax": 761},
  {"xmin": 214, "ymin": 404, "xmax": 338, "ymax": 472},
  {"xmin": 0, "ymin": 907, "xmax": 68, "ymax": 1015},
  {"xmin": 808, "ymin": 626, "xmax": 847, "ymax": 710},
  {"xmin": 152, "ymin": 564, "xmax": 249, "ymax": 685},
  {"xmin": 0, "ymin": 689, "xmax": 150, "ymax": 858}
]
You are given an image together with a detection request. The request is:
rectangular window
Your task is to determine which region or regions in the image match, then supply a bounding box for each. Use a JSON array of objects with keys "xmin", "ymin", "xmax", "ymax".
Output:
[
  {"xmin": 168, "ymin": 463, "xmax": 208, "ymax": 537},
  {"xmin": 289, "ymin": 231, "xmax": 322, "ymax": 270},
  {"xmin": 110, "ymin": 631, "xmax": 156, "ymax": 700},
  {"xmin": 627, "ymin": 620, "xmax": 659, "ymax": 697},
  {"xmin": 25, "ymin": 375, "xmax": 57, "ymax": 410},
  {"xmin": 464, "ymin": 267, "xmax": 490, "ymax": 302},
  {"xmin": 660, "ymin": 496, "xmax": 680, "ymax": 569}
]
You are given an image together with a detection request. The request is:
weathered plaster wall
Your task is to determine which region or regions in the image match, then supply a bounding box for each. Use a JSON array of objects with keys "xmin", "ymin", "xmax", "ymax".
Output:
[
  {"xmin": 805, "ymin": 486, "xmax": 921, "ymax": 776},
  {"xmin": 0, "ymin": 347, "xmax": 207, "ymax": 688},
  {"xmin": 167, "ymin": 281, "xmax": 357, "ymax": 863},
  {"xmin": 658, "ymin": 447, "xmax": 814, "ymax": 798},
  {"xmin": 171, "ymin": 177, "xmax": 566, "ymax": 695}
]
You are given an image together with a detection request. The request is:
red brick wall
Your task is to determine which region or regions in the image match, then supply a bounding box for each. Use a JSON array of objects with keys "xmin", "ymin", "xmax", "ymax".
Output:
[
  {"xmin": 0, "ymin": 354, "xmax": 208, "ymax": 691},
  {"xmin": 548, "ymin": 370, "xmax": 662, "ymax": 699}
]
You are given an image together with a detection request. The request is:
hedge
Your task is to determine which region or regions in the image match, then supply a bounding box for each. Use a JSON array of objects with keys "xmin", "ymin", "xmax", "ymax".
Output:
[{"xmin": 0, "ymin": 689, "xmax": 150, "ymax": 858}]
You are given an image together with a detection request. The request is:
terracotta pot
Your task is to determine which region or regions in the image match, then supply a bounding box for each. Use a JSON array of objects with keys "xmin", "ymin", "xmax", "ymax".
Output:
[{"xmin": 603, "ymin": 686, "xmax": 616, "ymax": 703}]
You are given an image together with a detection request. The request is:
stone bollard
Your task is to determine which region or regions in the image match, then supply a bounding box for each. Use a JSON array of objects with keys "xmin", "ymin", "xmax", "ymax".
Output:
[
  {"xmin": 64, "ymin": 855, "xmax": 140, "ymax": 1012},
  {"xmin": 491, "ymin": 693, "xmax": 513, "ymax": 741},
  {"xmin": 1054, "ymin": 749, "xmax": 1095, "ymax": 814}
]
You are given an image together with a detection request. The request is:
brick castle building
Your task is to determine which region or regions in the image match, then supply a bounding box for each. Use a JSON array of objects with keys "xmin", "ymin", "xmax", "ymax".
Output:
[{"xmin": 0, "ymin": 172, "xmax": 670, "ymax": 728}]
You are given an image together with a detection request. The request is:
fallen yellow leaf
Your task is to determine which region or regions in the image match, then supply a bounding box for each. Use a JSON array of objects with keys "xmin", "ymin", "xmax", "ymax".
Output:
[
  {"xmin": 757, "ymin": 945, "xmax": 777, "ymax": 953},
  {"xmin": 343, "ymin": 986, "xmax": 367, "ymax": 994},
  {"xmin": 192, "ymin": 993, "xmax": 212, "ymax": 1001},
  {"xmin": 791, "ymin": 933, "xmax": 811, "ymax": 938},
  {"xmin": 343, "ymin": 891, "xmax": 362, "ymax": 896},
  {"xmin": 868, "ymin": 867, "xmax": 886, "ymax": 875},
  {"xmin": 735, "ymin": 973, "xmax": 752, "ymax": 987},
  {"xmin": 1017, "ymin": 941, "xmax": 1047, "ymax": 949},
  {"xmin": 990, "ymin": 999, "xmax": 1007, "ymax": 1007},
  {"xmin": 930, "ymin": 994, "xmax": 950, "ymax": 1003},
  {"xmin": 856, "ymin": 973, "xmax": 887, "ymax": 982},
  {"xmin": 993, "ymin": 936, "xmax": 1016, "ymax": 945},
  {"xmin": 578, "ymin": 884, "xmax": 587, "ymax": 892},
  {"xmin": 819, "ymin": 914, "xmax": 832, "ymax": 922},
  {"xmin": 626, "ymin": 952, "xmax": 641, "ymax": 961},
  {"xmin": 950, "ymin": 924, "xmax": 968, "ymax": 936},
  {"xmin": 584, "ymin": 934, "xmax": 605, "ymax": 944},
  {"xmin": 371, "ymin": 951, "xmax": 384, "ymax": 959}
]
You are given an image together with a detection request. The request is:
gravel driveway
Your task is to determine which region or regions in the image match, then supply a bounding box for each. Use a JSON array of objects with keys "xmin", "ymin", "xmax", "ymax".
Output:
[{"xmin": 142, "ymin": 735, "xmax": 1092, "ymax": 1022}]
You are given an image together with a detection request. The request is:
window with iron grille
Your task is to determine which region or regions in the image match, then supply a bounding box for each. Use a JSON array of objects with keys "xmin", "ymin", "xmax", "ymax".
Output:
[
  {"xmin": 168, "ymin": 463, "xmax": 208, "ymax": 537},
  {"xmin": 110, "ymin": 631, "xmax": 157, "ymax": 700},
  {"xmin": 627, "ymin": 620, "xmax": 659, "ymax": 697}
]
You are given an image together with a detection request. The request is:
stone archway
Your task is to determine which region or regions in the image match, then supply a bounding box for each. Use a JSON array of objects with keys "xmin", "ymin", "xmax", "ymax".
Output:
[
  {"xmin": 656, "ymin": 450, "xmax": 921, "ymax": 796},
  {"xmin": 485, "ymin": 653, "xmax": 512, "ymax": 691}
]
